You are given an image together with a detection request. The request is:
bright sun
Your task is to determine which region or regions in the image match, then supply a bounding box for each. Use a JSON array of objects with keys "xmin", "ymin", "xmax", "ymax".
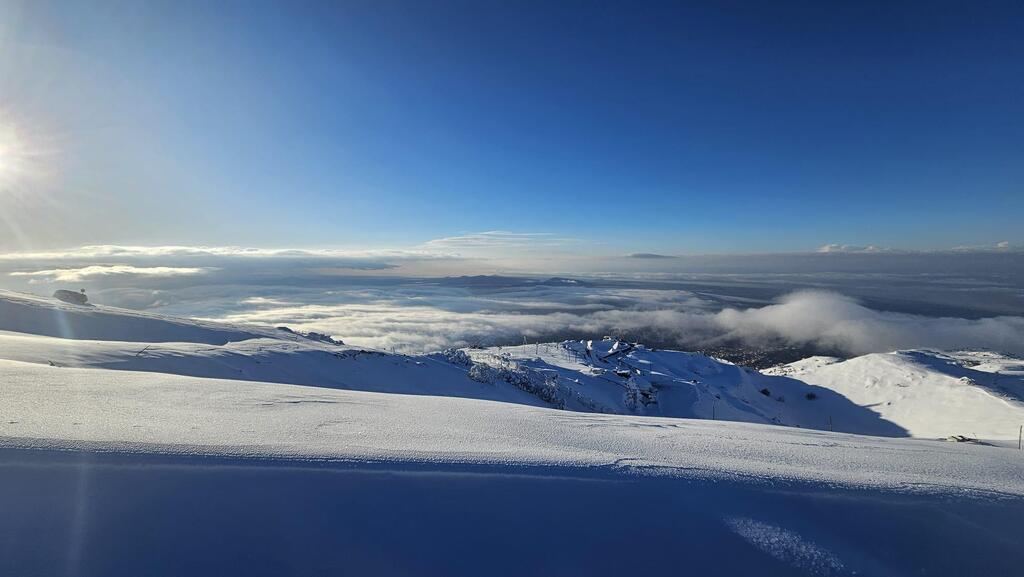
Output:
[
  {"xmin": 0, "ymin": 115, "xmax": 55, "ymax": 247},
  {"xmin": 0, "ymin": 117, "xmax": 41, "ymax": 195}
]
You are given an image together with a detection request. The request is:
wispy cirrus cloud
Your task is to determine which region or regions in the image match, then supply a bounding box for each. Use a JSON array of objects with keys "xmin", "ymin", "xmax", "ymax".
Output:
[{"xmin": 420, "ymin": 231, "xmax": 579, "ymax": 253}]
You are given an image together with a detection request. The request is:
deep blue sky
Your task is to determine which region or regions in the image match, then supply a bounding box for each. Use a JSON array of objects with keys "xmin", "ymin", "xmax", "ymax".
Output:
[{"xmin": 1, "ymin": 0, "xmax": 1022, "ymax": 254}]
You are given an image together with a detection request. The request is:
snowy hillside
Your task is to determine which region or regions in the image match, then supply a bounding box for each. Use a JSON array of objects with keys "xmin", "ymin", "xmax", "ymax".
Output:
[
  {"xmin": 2, "ymin": 289, "xmax": 1024, "ymax": 575},
  {"xmin": 3, "ymin": 359, "xmax": 1024, "ymax": 576},
  {"xmin": 3, "ymin": 289, "xmax": 1023, "ymax": 441},
  {"xmin": 0, "ymin": 289, "xmax": 545, "ymax": 406},
  {"xmin": 0, "ymin": 288, "xmax": 275, "ymax": 344},
  {"xmin": 462, "ymin": 340, "xmax": 906, "ymax": 436},
  {"xmin": 6, "ymin": 359, "xmax": 1019, "ymax": 493},
  {"xmin": 767, "ymin": 350, "xmax": 1024, "ymax": 441},
  {"xmin": 0, "ymin": 290, "xmax": 906, "ymax": 437},
  {"xmin": 0, "ymin": 289, "xmax": 886, "ymax": 433}
]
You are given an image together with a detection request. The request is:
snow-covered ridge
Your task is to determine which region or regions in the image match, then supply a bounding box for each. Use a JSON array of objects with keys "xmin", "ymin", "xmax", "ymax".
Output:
[
  {"xmin": 2, "ymin": 289, "xmax": 1023, "ymax": 441},
  {"xmin": 1, "ymin": 289, "xmax": 1019, "ymax": 495},
  {"xmin": 3, "ymin": 291, "xmax": 1024, "ymax": 576},
  {"xmin": 767, "ymin": 349, "xmax": 1024, "ymax": 440},
  {"xmin": 0, "ymin": 290, "xmax": 909, "ymax": 437},
  {"xmin": 460, "ymin": 340, "xmax": 906, "ymax": 437}
]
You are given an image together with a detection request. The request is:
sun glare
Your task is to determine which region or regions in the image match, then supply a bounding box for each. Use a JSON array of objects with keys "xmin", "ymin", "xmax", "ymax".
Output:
[
  {"xmin": 0, "ymin": 121, "xmax": 24, "ymax": 192},
  {"xmin": 0, "ymin": 114, "xmax": 57, "ymax": 249},
  {"xmin": 0, "ymin": 115, "xmax": 47, "ymax": 197}
]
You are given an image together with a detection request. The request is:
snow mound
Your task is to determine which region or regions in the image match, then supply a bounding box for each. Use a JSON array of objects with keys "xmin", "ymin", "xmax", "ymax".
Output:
[{"xmin": 766, "ymin": 349, "xmax": 1024, "ymax": 441}]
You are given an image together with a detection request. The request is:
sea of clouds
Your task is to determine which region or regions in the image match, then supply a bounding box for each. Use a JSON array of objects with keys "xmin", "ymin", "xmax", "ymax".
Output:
[
  {"xmin": 1, "ymin": 244, "xmax": 1023, "ymax": 356},
  {"xmin": 188, "ymin": 287, "xmax": 1024, "ymax": 356}
]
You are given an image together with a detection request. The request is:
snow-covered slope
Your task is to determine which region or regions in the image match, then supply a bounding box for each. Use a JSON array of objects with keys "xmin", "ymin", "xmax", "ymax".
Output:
[
  {"xmin": 0, "ymin": 289, "xmax": 275, "ymax": 344},
  {"xmin": 0, "ymin": 289, "xmax": 546, "ymax": 406},
  {"xmin": 0, "ymin": 290, "xmax": 891, "ymax": 434},
  {"xmin": 3, "ymin": 358, "xmax": 1022, "ymax": 494},
  {"xmin": 464, "ymin": 340, "xmax": 906, "ymax": 436},
  {"xmin": 4, "ymin": 289, "xmax": 1024, "ymax": 442},
  {"xmin": 0, "ymin": 290, "xmax": 905, "ymax": 436},
  {"xmin": 2, "ymin": 359, "xmax": 1024, "ymax": 576},
  {"xmin": 767, "ymin": 350, "xmax": 1024, "ymax": 441},
  {"xmin": 2, "ymin": 290, "xmax": 1024, "ymax": 575}
]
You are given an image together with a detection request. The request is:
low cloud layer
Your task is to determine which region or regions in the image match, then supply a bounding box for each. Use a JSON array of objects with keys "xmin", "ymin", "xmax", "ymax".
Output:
[
  {"xmin": 1, "ymin": 243, "xmax": 1022, "ymax": 358},
  {"xmin": 11, "ymin": 265, "xmax": 208, "ymax": 283},
  {"xmin": 198, "ymin": 287, "xmax": 1024, "ymax": 357},
  {"xmin": 712, "ymin": 291, "xmax": 1024, "ymax": 356},
  {"xmin": 0, "ymin": 244, "xmax": 446, "ymax": 268}
]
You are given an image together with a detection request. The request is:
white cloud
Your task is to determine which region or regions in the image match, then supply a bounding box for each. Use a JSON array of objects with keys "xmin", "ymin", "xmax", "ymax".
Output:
[
  {"xmin": 0, "ymin": 244, "xmax": 1020, "ymax": 356},
  {"xmin": 421, "ymin": 231, "xmax": 579, "ymax": 252},
  {"xmin": 714, "ymin": 291, "xmax": 1024, "ymax": 355},
  {"xmin": 10, "ymin": 265, "xmax": 208, "ymax": 283},
  {"xmin": 0, "ymin": 244, "xmax": 446, "ymax": 262},
  {"xmin": 816, "ymin": 244, "xmax": 890, "ymax": 253},
  {"xmin": 0, "ymin": 244, "xmax": 469, "ymax": 281},
  {"xmin": 951, "ymin": 241, "xmax": 1020, "ymax": 252},
  {"xmin": 195, "ymin": 286, "xmax": 1024, "ymax": 356}
]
